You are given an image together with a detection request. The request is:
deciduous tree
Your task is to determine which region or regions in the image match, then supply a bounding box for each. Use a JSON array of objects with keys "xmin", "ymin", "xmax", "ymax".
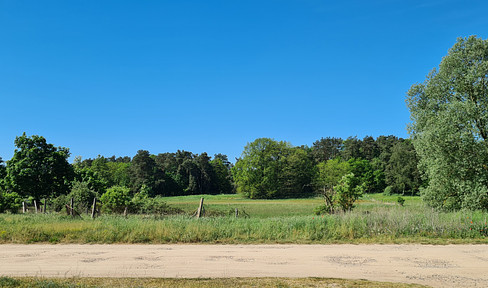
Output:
[
  {"xmin": 407, "ymin": 36, "xmax": 488, "ymax": 210},
  {"xmin": 6, "ymin": 133, "xmax": 73, "ymax": 200}
]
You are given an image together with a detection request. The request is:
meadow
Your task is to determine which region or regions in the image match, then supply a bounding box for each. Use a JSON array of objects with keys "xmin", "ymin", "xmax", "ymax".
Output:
[{"xmin": 0, "ymin": 194, "xmax": 487, "ymax": 244}]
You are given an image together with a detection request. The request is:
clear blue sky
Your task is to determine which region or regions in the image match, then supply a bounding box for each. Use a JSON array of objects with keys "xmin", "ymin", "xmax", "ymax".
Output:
[{"xmin": 1, "ymin": 0, "xmax": 487, "ymax": 163}]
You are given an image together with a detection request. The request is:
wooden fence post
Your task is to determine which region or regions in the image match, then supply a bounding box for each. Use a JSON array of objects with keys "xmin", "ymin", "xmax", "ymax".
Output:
[
  {"xmin": 70, "ymin": 198, "xmax": 74, "ymax": 217},
  {"xmin": 43, "ymin": 198, "xmax": 47, "ymax": 214},
  {"xmin": 235, "ymin": 208, "xmax": 239, "ymax": 218},
  {"xmin": 34, "ymin": 200, "xmax": 38, "ymax": 214},
  {"xmin": 123, "ymin": 206, "xmax": 128, "ymax": 218},
  {"xmin": 197, "ymin": 197, "xmax": 204, "ymax": 218},
  {"xmin": 91, "ymin": 198, "xmax": 97, "ymax": 219},
  {"xmin": 22, "ymin": 202, "xmax": 26, "ymax": 214}
]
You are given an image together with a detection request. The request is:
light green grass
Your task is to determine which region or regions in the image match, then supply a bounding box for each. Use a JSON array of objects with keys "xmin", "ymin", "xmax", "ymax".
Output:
[
  {"xmin": 1, "ymin": 194, "xmax": 487, "ymax": 244},
  {"xmin": 0, "ymin": 276, "xmax": 429, "ymax": 288},
  {"xmin": 164, "ymin": 194, "xmax": 324, "ymax": 218}
]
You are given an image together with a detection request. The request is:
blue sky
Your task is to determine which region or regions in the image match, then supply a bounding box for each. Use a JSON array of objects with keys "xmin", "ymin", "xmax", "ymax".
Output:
[{"xmin": 1, "ymin": 0, "xmax": 487, "ymax": 162}]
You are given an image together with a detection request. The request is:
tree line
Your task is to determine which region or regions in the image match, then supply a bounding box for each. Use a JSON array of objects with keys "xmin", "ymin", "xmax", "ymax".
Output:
[{"xmin": 0, "ymin": 133, "xmax": 422, "ymax": 213}]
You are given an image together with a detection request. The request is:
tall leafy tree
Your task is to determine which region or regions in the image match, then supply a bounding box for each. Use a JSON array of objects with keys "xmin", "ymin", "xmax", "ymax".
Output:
[
  {"xmin": 407, "ymin": 36, "xmax": 488, "ymax": 210},
  {"xmin": 6, "ymin": 133, "xmax": 73, "ymax": 200},
  {"xmin": 279, "ymin": 147, "xmax": 315, "ymax": 198},
  {"xmin": 233, "ymin": 138, "xmax": 313, "ymax": 199}
]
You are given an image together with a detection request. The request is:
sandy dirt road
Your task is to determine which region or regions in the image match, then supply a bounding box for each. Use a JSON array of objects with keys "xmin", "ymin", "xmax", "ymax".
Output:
[{"xmin": 1, "ymin": 244, "xmax": 487, "ymax": 287}]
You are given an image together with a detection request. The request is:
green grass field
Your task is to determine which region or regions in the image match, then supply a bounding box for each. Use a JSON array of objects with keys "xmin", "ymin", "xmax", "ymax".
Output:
[{"xmin": 0, "ymin": 193, "xmax": 487, "ymax": 244}]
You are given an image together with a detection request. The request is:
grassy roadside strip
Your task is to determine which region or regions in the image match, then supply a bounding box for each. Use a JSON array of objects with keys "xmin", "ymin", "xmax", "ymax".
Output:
[
  {"xmin": 0, "ymin": 277, "xmax": 430, "ymax": 288},
  {"xmin": 0, "ymin": 209, "xmax": 487, "ymax": 244}
]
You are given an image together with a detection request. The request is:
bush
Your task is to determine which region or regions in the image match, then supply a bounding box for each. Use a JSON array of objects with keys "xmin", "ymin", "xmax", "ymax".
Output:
[
  {"xmin": 314, "ymin": 204, "xmax": 329, "ymax": 215},
  {"xmin": 101, "ymin": 186, "xmax": 131, "ymax": 213},
  {"xmin": 397, "ymin": 196, "xmax": 405, "ymax": 206},
  {"xmin": 333, "ymin": 173, "xmax": 364, "ymax": 212},
  {"xmin": 0, "ymin": 191, "xmax": 22, "ymax": 213},
  {"xmin": 68, "ymin": 180, "xmax": 98, "ymax": 213},
  {"xmin": 51, "ymin": 194, "xmax": 67, "ymax": 212},
  {"xmin": 130, "ymin": 187, "xmax": 181, "ymax": 215}
]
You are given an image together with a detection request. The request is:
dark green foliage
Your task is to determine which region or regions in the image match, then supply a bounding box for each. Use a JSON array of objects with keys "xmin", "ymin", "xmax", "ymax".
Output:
[
  {"xmin": 311, "ymin": 137, "xmax": 343, "ymax": 163},
  {"xmin": 342, "ymin": 136, "xmax": 362, "ymax": 160},
  {"xmin": 5, "ymin": 133, "xmax": 74, "ymax": 201},
  {"xmin": 210, "ymin": 158, "xmax": 234, "ymax": 194},
  {"xmin": 407, "ymin": 36, "xmax": 488, "ymax": 210},
  {"xmin": 129, "ymin": 150, "xmax": 160, "ymax": 195},
  {"xmin": 397, "ymin": 196, "xmax": 405, "ymax": 206},
  {"xmin": 385, "ymin": 140, "xmax": 422, "ymax": 195},
  {"xmin": 154, "ymin": 151, "xmax": 234, "ymax": 196}
]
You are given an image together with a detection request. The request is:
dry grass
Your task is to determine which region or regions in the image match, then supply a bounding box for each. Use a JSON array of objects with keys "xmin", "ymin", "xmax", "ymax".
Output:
[{"xmin": 0, "ymin": 277, "xmax": 430, "ymax": 288}]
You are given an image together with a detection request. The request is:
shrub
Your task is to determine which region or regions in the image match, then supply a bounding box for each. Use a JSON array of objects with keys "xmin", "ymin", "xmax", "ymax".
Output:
[
  {"xmin": 51, "ymin": 194, "xmax": 68, "ymax": 212},
  {"xmin": 0, "ymin": 191, "xmax": 22, "ymax": 213},
  {"xmin": 67, "ymin": 180, "xmax": 98, "ymax": 213},
  {"xmin": 314, "ymin": 204, "xmax": 329, "ymax": 215},
  {"xmin": 130, "ymin": 188, "xmax": 181, "ymax": 215},
  {"xmin": 333, "ymin": 173, "xmax": 364, "ymax": 212},
  {"xmin": 101, "ymin": 186, "xmax": 131, "ymax": 213},
  {"xmin": 397, "ymin": 196, "xmax": 405, "ymax": 206}
]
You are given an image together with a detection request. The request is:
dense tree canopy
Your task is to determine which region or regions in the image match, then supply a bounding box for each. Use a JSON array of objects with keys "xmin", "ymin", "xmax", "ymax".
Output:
[
  {"xmin": 0, "ymin": 133, "xmax": 422, "ymax": 208},
  {"xmin": 232, "ymin": 138, "xmax": 314, "ymax": 199},
  {"xmin": 407, "ymin": 36, "xmax": 488, "ymax": 210},
  {"xmin": 5, "ymin": 133, "xmax": 73, "ymax": 201}
]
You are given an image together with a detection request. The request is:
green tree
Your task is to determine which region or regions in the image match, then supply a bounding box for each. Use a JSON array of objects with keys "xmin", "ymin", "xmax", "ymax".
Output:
[
  {"xmin": 348, "ymin": 158, "xmax": 375, "ymax": 193},
  {"xmin": 333, "ymin": 173, "xmax": 365, "ymax": 212},
  {"xmin": 279, "ymin": 147, "xmax": 315, "ymax": 198},
  {"xmin": 342, "ymin": 136, "xmax": 362, "ymax": 160},
  {"xmin": 233, "ymin": 138, "xmax": 290, "ymax": 198},
  {"xmin": 314, "ymin": 158, "xmax": 350, "ymax": 213},
  {"xmin": 210, "ymin": 157, "xmax": 234, "ymax": 194},
  {"xmin": 407, "ymin": 36, "xmax": 488, "ymax": 210},
  {"xmin": 311, "ymin": 137, "xmax": 343, "ymax": 163},
  {"xmin": 359, "ymin": 136, "xmax": 379, "ymax": 161},
  {"xmin": 233, "ymin": 138, "xmax": 312, "ymax": 199},
  {"xmin": 384, "ymin": 140, "xmax": 422, "ymax": 195},
  {"xmin": 6, "ymin": 133, "xmax": 74, "ymax": 201}
]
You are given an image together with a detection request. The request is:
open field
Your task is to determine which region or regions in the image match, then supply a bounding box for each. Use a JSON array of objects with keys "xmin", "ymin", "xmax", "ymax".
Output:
[
  {"xmin": 2, "ymin": 244, "xmax": 488, "ymax": 287},
  {"xmin": 0, "ymin": 194, "xmax": 487, "ymax": 244}
]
